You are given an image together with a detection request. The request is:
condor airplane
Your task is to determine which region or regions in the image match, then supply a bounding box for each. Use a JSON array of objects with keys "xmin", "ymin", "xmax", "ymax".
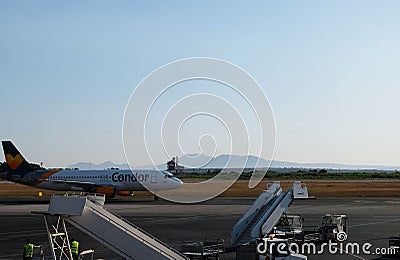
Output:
[{"xmin": 1, "ymin": 141, "xmax": 183, "ymax": 200}]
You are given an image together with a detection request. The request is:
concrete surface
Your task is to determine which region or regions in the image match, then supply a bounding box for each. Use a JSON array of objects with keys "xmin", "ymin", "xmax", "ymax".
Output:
[{"xmin": 0, "ymin": 197, "xmax": 399, "ymax": 259}]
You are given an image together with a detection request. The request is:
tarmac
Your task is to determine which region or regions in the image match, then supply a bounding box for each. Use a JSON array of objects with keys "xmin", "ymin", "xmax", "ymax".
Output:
[{"xmin": 0, "ymin": 197, "xmax": 399, "ymax": 259}]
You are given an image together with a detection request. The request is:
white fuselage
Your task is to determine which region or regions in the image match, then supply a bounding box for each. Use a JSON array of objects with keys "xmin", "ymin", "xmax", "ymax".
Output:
[{"xmin": 29, "ymin": 169, "xmax": 183, "ymax": 192}]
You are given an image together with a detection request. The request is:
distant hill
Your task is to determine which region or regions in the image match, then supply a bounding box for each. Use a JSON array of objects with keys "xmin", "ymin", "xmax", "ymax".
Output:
[
  {"xmin": 67, "ymin": 154, "xmax": 400, "ymax": 171},
  {"xmin": 170, "ymin": 153, "xmax": 399, "ymax": 170},
  {"xmin": 68, "ymin": 161, "xmax": 129, "ymax": 170}
]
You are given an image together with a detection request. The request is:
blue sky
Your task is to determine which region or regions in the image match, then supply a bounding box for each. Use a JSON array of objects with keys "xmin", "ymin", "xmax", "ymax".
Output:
[{"xmin": 1, "ymin": 1, "xmax": 399, "ymax": 167}]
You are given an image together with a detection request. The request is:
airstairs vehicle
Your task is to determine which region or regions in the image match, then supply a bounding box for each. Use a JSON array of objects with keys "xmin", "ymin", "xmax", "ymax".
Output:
[
  {"xmin": 231, "ymin": 181, "xmax": 309, "ymax": 259},
  {"xmin": 33, "ymin": 194, "xmax": 188, "ymax": 260}
]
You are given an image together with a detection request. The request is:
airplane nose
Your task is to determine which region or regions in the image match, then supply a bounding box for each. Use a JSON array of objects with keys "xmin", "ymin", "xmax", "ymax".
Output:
[{"xmin": 173, "ymin": 178, "xmax": 183, "ymax": 189}]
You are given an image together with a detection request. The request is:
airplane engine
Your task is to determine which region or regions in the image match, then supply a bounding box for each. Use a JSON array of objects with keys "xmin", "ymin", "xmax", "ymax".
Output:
[
  {"xmin": 117, "ymin": 191, "xmax": 134, "ymax": 196},
  {"xmin": 95, "ymin": 186, "xmax": 116, "ymax": 198}
]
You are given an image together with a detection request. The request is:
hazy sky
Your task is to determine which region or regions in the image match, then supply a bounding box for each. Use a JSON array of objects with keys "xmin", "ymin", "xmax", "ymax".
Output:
[{"xmin": 1, "ymin": 1, "xmax": 399, "ymax": 167}]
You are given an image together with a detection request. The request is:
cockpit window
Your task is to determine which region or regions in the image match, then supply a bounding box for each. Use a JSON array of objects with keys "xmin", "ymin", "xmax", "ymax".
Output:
[{"xmin": 162, "ymin": 171, "xmax": 174, "ymax": 178}]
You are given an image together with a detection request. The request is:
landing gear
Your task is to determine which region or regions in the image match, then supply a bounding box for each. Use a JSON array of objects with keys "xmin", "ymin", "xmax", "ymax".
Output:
[{"xmin": 154, "ymin": 195, "xmax": 159, "ymax": 201}]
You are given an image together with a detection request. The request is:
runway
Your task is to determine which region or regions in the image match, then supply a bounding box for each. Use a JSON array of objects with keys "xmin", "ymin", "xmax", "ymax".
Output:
[{"xmin": 0, "ymin": 197, "xmax": 399, "ymax": 259}]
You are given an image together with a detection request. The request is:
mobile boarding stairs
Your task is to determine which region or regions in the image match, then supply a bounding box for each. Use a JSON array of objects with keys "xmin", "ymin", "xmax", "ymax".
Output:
[
  {"xmin": 33, "ymin": 194, "xmax": 188, "ymax": 260},
  {"xmin": 231, "ymin": 181, "xmax": 309, "ymax": 245}
]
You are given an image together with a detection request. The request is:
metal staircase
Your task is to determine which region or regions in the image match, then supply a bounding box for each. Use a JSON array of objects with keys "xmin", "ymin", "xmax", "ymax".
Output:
[
  {"xmin": 231, "ymin": 181, "xmax": 309, "ymax": 245},
  {"xmin": 235, "ymin": 197, "xmax": 277, "ymax": 244},
  {"xmin": 34, "ymin": 194, "xmax": 188, "ymax": 260}
]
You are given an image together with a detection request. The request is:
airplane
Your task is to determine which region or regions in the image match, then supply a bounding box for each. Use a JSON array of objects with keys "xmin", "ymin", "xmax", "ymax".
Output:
[{"xmin": 0, "ymin": 141, "xmax": 183, "ymax": 200}]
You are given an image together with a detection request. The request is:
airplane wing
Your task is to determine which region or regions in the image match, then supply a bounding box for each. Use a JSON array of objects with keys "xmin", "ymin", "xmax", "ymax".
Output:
[{"xmin": 43, "ymin": 179, "xmax": 106, "ymax": 192}]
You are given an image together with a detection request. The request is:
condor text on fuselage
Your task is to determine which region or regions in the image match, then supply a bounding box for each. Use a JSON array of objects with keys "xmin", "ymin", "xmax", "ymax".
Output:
[{"xmin": 112, "ymin": 171, "xmax": 151, "ymax": 183}]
